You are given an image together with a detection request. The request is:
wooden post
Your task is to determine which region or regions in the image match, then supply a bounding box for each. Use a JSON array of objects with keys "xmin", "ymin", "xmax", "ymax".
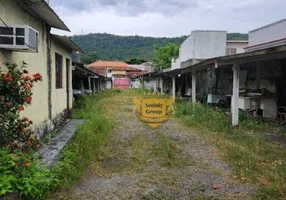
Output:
[
  {"xmin": 160, "ymin": 77, "xmax": 163, "ymax": 94},
  {"xmin": 256, "ymin": 61, "xmax": 261, "ymax": 90},
  {"xmin": 232, "ymin": 64, "xmax": 240, "ymax": 126},
  {"xmin": 172, "ymin": 76, "xmax": 176, "ymax": 99},
  {"xmin": 192, "ymin": 69, "xmax": 196, "ymax": 103}
]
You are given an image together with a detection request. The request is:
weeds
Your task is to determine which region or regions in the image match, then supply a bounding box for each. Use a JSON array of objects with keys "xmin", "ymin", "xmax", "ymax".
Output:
[
  {"xmin": 53, "ymin": 91, "xmax": 114, "ymax": 188},
  {"xmin": 175, "ymin": 101, "xmax": 286, "ymax": 199}
]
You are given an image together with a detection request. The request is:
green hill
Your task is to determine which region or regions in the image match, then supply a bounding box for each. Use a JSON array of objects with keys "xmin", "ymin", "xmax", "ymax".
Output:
[{"xmin": 71, "ymin": 33, "xmax": 248, "ymax": 61}]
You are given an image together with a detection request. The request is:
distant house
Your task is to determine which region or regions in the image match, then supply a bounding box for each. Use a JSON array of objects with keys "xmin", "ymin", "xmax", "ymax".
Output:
[
  {"xmin": 88, "ymin": 60, "xmax": 142, "ymax": 89},
  {"xmin": 0, "ymin": 0, "xmax": 80, "ymax": 139},
  {"xmin": 226, "ymin": 40, "xmax": 248, "ymax": 55}
]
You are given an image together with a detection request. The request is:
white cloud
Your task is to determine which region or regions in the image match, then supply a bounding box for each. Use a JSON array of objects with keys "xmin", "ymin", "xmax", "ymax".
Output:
[{"xmin": 50, "ymin": 0, "xmax": 286, "ymax": 37}]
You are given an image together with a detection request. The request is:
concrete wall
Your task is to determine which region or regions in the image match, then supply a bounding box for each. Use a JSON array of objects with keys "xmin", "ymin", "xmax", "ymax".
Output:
[
  {"xmin": 249, "ymin": 18, "xmax": 286, "ymax": 46},
  {"xmin": 50, "ymin": 38, "xmax": 73, "ymax": 118},
  {"xmin": 179, "ymin": 34, "xmax": 194, "ymax": 62},
  {"xmin": 226, "ymin": 42, "xmax": 248, "ymax": 54},
  {"xmin": 171, "ymin": 57, "xmax": 181, "ymax": 70},
  {"xmin": 192, "ymin": 31, "xmax": 227, "ymax": 59},
  {"xmin": 178, "ymin": 30, "xmax": 227, "ymax": 63}
]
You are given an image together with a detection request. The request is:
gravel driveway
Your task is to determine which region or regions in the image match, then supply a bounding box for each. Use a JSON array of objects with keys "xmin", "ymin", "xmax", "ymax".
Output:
[{"xmin": 56, "ymin": 93, "xmax": 255, "ymax": 200}]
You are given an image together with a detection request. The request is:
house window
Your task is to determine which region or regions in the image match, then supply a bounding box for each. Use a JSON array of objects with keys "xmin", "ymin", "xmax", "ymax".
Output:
[
  {"xmin": 226, "ymin": 48, "xmax": 237, "ymax": 55},
  {"xmin": 55, "ymin": 53, "xmax": 63, "ymax": 89}
]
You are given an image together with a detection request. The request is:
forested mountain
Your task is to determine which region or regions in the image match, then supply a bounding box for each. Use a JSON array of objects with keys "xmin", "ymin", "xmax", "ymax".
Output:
[{"xmin": 71, "ymin": 33, "xmax": 248, "ymax": 62}]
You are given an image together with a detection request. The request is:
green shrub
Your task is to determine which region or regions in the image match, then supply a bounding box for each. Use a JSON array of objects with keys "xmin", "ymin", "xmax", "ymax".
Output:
[
  {"xmin": 0, "ymin": 147, "xmax": 57, "ymax": 199},
  {"xmin": 176, "ymin": 102, "xmax": 231, "ymax": 133}
]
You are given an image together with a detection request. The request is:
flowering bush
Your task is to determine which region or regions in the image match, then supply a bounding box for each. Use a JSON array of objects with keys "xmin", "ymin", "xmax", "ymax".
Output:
[{"xmin": 0, "ymin": 62, "xmax": 42, "ymax": 151}]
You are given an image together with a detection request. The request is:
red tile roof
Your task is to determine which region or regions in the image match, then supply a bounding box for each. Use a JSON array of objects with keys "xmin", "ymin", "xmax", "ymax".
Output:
[
  {"xmin": 88, "ymin": 61, "xmax": 128, "ymax": 69},
  {"xmin": 88, "ymin": 61, "xmax": 142, "ymax": 76}
]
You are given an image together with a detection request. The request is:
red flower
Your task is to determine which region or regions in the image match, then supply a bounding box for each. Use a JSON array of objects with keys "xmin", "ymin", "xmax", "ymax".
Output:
[
  {"xmin": 25, "ymin": 162, "xmax": 30, "ymax": 167},
  {"xmin": 25, "ymin": 76, "xmax": 31, "ymax": 81},
  {"xmin": 23, "ymin": 84, "xmax": 30, "ymax": 90},
  {"xmin": 11, "ymin": 85, "xmax": 16, "ymax": 89},
  {"xmin": 3, "ymin": 74, "xmax": 13, "ymax": 82},
  {"xmin": 23, "ymin": 117, "xmax": 29, "ymax": 121},
  {"xmin": 17, "ymin": 106, "xmax": 24, "ymax": 111},
  {"xmin": 5, "ymin": 102, "xmax": 11, "ymax": 107},
  {"xmin": 33, "ymin": 73, "xmax": 42, "ymax": 81},
  {"xmin": 26, "ymin": 96, "xmax": 32, "ymax": 103}
]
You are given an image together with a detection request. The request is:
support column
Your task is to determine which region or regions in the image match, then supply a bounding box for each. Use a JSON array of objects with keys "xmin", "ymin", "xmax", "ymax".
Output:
[
  {"xmin": 256, "ymin": 61, "xmax": 261, "ymax": 90},
  {"xmin": 192, "ymin": 69, "xmax": 196, "ymax": 103},
  {"xmin": 232, "ymin": 64, "xmax": 240, "ymax": 126},
  {"xmin": 88, "ymin": 76, "xmax": 91, "ymax": 91},
  {"xmin": 93, "ymin": 78, "xmax": 96, "ymax": 93},
  {"xmin": 160, "ymin": 77, "xmax": 163, "ymax": 94},
  {"xmin": 172, "ymin": 76, "xmax": 176, "ymax": 99}
]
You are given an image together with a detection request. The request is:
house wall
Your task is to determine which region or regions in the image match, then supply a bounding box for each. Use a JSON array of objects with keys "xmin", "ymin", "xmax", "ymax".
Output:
[
  {"xmin": 50, "ymin": 38, "xmax": 73, "ymax": 118},
  {"xmin": 178, "ymin": 31, "xmax": 227, "ymax": 63},
  {"xmin": 171, "ymin": 58, "xmax": 181, "ymax": 70},
  {"xmin": 192, "ymin": 31, "xmax": 227, "ymax": 59},
  {"xmin": 226, "ymin": 42, "xmax": 248, "ymax": 54},
  {"xmin": 0, "ymin": 1, "xmax": 71, "ymax": 139},
  {"xmin": 0, "ymin": 1, "xmax": 50, "ymax": 126},
  {"xmin": 179, "ymin": 34, "xmax": 194, "ymax": 62},
  {"xmin": 249, "ymin": 18, "xmax": 286, "ymax": 46}
]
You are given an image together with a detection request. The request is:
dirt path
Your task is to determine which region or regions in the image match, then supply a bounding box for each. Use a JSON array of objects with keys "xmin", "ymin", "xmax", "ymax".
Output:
[{"xmin": 60, "ymin": 93, "xmax": 255, "ymax": 200}]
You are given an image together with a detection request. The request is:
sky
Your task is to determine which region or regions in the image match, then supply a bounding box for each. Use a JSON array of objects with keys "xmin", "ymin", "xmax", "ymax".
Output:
[{"xmin": 49, "ymin": 0, "xmax": 286, "ymax": 37}]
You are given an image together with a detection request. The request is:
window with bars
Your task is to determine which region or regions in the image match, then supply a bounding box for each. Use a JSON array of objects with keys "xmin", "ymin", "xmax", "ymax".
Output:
[
  {"xmin": 55, "ymin": 53, "xmax": 63, "ymax": 89},
  {"xmin": 225, "ymin": 48, "xmax": 237, "ymax": 55}
]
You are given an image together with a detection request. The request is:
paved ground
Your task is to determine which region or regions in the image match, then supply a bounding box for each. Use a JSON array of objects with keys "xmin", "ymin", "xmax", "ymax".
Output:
[
  {"xmin": 38, "ymin": 119, "xmax": 85, "ymax": 167},
  {"xmin": 57, "ymin": 93, "xmax": 255, "ymax": 200}
]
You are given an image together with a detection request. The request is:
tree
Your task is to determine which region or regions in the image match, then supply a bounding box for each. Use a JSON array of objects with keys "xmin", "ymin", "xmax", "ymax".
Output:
[
  {"xmin": 152, "ymin": 43, "xmax": 179, "ymax": 71},
  {"xmin": 81, "ymin": 51, "xmax": 98, "ymax": 64},
  {"xmin": 125, "ymin": 58, "xmax": 148, "ymax": 65}
]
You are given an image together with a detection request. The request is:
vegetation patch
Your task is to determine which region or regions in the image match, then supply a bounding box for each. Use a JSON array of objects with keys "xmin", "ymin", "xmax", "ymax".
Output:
[
  {"xmin": 176, "ymin": 101, "xmax": 286, "ymax": 199},
  {"xmin": 52, "ymin": 91, "xmax": 114, "ymax": 189}
]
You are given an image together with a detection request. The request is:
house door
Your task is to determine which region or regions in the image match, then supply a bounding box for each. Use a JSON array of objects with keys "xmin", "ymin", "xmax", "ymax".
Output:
[{"xmin": 66, "ymin": 59, "xmax": 71, "ymax": 118}]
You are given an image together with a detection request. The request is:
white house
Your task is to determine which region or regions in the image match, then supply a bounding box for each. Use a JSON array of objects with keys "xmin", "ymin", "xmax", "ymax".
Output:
[
  {"xmin": 226, "ymin": 40, "xmax": 248, "ymax": 55},
  {"xmin": 245, "ymin": 18, "xmax": 286, "ymax": 52}
]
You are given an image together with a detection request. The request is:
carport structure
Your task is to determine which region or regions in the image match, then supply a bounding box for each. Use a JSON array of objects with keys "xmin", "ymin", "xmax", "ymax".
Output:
[{"xmin": 181, "ymin": 45, "xmax": 286, "ymax": 126}]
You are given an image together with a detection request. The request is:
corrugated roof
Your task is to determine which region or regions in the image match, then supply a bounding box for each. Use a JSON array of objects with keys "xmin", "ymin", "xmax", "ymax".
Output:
[
  {"xmin": 18, "ymin": 0, "xmax": 70, "ymax": 31},
  {"xmin": 72, "ymin": 62, "xmax": 103, "ymax": 78},
  {"xmin": 51, "ymin": 34, "xmax": 83, "ymax": 52},
  {"xmin": 245, "ymin": 37, "xmax": 286, "ymax": 52}
]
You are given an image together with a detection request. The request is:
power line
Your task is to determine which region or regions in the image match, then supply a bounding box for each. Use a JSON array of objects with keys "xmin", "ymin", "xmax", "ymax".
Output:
[{"xmin": 0, "ymin": 17, "xmax": 35, "ymax": 50}]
